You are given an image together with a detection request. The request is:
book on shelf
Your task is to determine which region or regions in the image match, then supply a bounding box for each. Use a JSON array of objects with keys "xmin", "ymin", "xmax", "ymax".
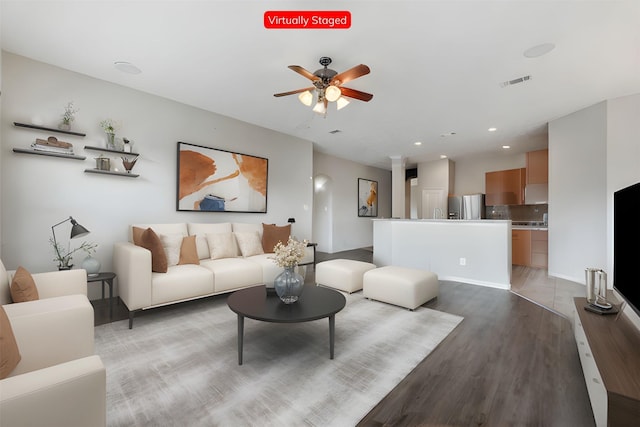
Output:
[{"xmin": 31, "ymin": 136, "xmax": 74, "ymax": 155}]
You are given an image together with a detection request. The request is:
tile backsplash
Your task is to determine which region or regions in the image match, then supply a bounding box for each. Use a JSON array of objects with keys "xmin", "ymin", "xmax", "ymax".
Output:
[{"xmin": 486, "ymin": 204, "xmax": 548, "ymax": 222}]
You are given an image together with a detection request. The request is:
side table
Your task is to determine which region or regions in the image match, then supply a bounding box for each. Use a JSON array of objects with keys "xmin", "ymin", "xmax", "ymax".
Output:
[
  {"xmin": 87, "ymin": 272, "xmax": 116, "ymax": 319},
  {"xmin": 300, "ymin": 242, "xmax": 318, "ymax": 270}
]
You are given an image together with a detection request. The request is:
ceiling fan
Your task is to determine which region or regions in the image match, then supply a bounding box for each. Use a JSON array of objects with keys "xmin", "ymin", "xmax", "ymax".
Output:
[{"xmin": 274, "ymin": 56, "xmax": 373, "ymax": 115}]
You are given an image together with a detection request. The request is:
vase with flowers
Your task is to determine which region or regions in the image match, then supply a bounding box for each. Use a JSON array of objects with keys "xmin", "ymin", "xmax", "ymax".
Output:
[
  {"xmin": 59, "ymin": 101, "xmax": 78, "ymax": 131},
  {"xmin": 272, "ymin": 237, "xmax": 308, "ymax": 304},
  {"xmin": 100, "ymin": 119, "xmax": 119, "ymax": 150}
]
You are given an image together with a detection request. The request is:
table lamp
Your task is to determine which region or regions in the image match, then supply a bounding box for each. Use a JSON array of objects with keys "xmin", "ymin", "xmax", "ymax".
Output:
[{"xmin": 51, "ymin": 216, "xmax": 90, "ymax": 262}]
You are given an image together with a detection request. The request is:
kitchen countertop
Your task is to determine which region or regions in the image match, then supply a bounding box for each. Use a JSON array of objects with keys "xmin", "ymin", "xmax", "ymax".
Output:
[
  {"xmin": 511, "ymin": 221, "xmax": 547, "ymax": 231},
  {"xmin": 512, "ymin": 226, "xmax": 548, "ymax": 231}
]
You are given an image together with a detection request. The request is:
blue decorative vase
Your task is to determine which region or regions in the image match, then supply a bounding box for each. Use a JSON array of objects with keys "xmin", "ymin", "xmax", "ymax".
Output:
[
  {"xmin": 81, "ymin": 255, "xmax": 101, "ymax": 277},
  {"xmin": 274, "ymin": 266, "xmax": 304, "ymax": 304}
]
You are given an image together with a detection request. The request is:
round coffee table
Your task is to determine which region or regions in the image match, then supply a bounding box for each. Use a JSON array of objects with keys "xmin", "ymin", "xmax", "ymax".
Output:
[{"xmin": 227, "ymin": 284, "xmax": 346, "ymax": 365}]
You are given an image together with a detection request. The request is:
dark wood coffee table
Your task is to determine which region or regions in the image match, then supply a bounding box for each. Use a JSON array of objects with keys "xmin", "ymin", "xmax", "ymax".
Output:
[{"xmin": 227, "ymin": 284, "xmax": 346, "ymax": 365}]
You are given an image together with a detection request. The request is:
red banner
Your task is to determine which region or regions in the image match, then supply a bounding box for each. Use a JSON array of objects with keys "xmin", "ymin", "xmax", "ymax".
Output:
[{"xmin": 264, "ymin": 11, "xmax": 351, "ymax": 29}]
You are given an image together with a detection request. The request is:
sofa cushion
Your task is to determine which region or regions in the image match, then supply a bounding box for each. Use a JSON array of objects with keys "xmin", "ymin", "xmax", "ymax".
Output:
[
  {"xmin": 206, "ymin": 233, "xmax": 238, "ymax": 260},
  {"xmin": 234, "ymin": 231, "xmax": 265, "ymax": 257},
  {"xmin": 232, "ymin": 223, "xmax": 263, "ymax": 237},
  {"xmin": 262, "ymin": 223, "xmax": 291, "ymax": 253},
  {"xmin": 200, "ymin": 258, "xmax": 262, "ymax": 293},
  {"xmin": 178, "ymin": 235, "xmax": 200, "ymax": 265},
  {"xmin": 159, "ymin": 233, "xmax": 184, "ymax": 266},
  {"xmin": 187, "ymin": 223, "xmax": 232, "ymax": 259},
  {"xmin": 10, "ymin": 266, "xmax": 39, "ymax": 303},
  {"xmin": 132, "ymin": 223, "xmax": 188, "ymax": 240},
  {"xmin": 246, "ymin": 253, "xmax": 282, "ymax": 287},
  {"xmin": 137, "ymin": 228, "xmax": 168, "ymax": 273},
  {"xmin": 0, "ymin": 306, "xmax": 21, "ymax": 379},
  {"xmin": 150, "ymin": 265, "xmax": 214, "ymax": 306}
]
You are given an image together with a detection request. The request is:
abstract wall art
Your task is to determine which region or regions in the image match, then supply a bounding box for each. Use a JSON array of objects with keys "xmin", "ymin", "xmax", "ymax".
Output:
[
  {"xmin": 177, "ymin": 142, "xmax": 268, "ymax": 212},
  {"xmin": 358, "ymin": 178, "xmax": 378, "ymax": 217}
]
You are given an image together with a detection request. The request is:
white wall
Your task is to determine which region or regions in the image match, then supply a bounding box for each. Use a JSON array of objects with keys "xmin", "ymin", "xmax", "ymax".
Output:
[
  {"xmin": 548, "ymin": 101, "xmax": 608, "ymax": 283},
  {"xmin": 606, "ymin": 94, "xmax": 640, "ymax": 277},
  {"xmin": 0, "ymin": 53, "xmax": 313, "ymax": 295},
  {"xmin": 313, "ymin": 151, "xmax": 391, "ymax": 253},
  {"xmin": 453, "ymin": 151, "xmax": 526, "ymax": 195}
]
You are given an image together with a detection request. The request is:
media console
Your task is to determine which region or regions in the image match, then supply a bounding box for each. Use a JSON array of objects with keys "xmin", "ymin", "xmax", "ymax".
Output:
[{"xmin": 573, "ymin": 297, "xmax": 640, "ymax": 426}]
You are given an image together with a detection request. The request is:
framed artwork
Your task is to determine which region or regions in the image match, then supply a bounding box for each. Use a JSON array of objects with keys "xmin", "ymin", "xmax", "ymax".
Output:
[
  {"xmin": 176, "ymin": 141, "xmax": 268, "ymax": 212},
  {"xmin": 358, "ymin": 178, "xmax": 378, "ymax": 217}
]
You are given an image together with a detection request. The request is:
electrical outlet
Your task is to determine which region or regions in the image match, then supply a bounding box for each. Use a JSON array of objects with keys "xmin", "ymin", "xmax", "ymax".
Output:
[{"xmin": 459, "ymin": 257, "xmax": 466, "ymax": 266}]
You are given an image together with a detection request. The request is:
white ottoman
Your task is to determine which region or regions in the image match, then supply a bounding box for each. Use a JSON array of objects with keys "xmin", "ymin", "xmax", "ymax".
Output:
[
  {"xmin": 363, "ymin": 266, "xmax": 439, "ymax": 310},
  {"xmin": 316, "ymin": 259, "xmax": 377, "ymax": 293}
]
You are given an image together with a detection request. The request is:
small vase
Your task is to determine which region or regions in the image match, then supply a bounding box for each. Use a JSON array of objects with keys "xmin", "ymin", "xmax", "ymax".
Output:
[
  {"xmin": 274, "ymin": 266, "xmax": 304, "ymax": 304},
  {"xmin": 106, "ymin": 133, "xmax": 116, "ymax": 150},
  {"xmin": 81, "ymin": 255, "xmax": 101, "ymax": 276}
]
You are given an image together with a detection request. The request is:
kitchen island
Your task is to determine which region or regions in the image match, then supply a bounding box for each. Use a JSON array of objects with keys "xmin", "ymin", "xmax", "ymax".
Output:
[{"xmin": 373, "ymin": 219, "xmax": 511, "ymax": 290}]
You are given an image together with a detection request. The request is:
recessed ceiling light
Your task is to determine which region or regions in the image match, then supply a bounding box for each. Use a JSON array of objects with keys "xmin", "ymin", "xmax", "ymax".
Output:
[
  {"xmin": 114, "ymin": 61, "xmax": 141, "ymax": 74},
  {"xmin": 502, "ymin": 145, "xmax": 511, "ymax": 149},
  {"xmin": 414, "ymin": 141, "xmax": 422, "ymax": 146},
  {"xmin": 440, "ymin": 154, "xmax": 448, "ymax": 159},
  {"xmin": 440, "ymin": 132, "xmax": 456, "ymax": 137},
  {"xmin": 524, "ymin": 43, "xmax": 555, "ymax": 58},
  {"xmin": 488, "ymin": 127, "xmax": 497, "ymax": 132}
]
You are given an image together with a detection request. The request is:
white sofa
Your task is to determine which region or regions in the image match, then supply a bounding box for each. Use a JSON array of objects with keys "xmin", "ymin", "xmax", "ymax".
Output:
[
  {"xmin": 113, "ymin": 222, "xmax": 314, "ymax": 328},
  {"xmin": 0, "ymin": 261, "xmax": 106, "ymax": 427}
]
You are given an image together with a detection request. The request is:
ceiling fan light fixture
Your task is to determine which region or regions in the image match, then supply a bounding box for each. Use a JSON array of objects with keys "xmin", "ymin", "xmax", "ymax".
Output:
[
  {"xmin": 336, "ymin": 96, "xmax": 350, "ymax": 110},
  {"xmin": 298, "ymin": 90, "xmax": 313, "ymax": 106},
  {"xmin": 313, "ymin": 101, "xmax": 326, "ymax": 115},
  {"xmin": 325, "ymin": 85, "xmax": 341, "ymax": 102}
]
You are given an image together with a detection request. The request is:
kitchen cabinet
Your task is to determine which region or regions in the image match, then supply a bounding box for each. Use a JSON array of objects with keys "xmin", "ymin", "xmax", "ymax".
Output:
[
  {"xmin": 530, "ymin": 230, "xmax": 548, "ymax": 268},
  {"xmin": 512, "ymin": 229, "xmax": 548, "ymax": 267},
  {"xmin": 486, "ymin": 168, "xmax": 525, "ymax": 205},
  {"xmin": 526, "ymin": 149, "xmax": 548, "ymax": 184},
  {"xmin": 512, "ymin": 229, "xmax": 531, "ymax": 266}
]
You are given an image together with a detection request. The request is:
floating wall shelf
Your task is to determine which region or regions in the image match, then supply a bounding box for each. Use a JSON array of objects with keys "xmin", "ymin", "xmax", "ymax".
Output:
[
  {"xmin": 84, "ymin": 145, "xmax": 140, "ymax": 156},
  {"xmin": 14, "ymin": 122, "xmax": 86, "ymax": 137},
  {"xmin": 84, "ymin": 169, "xmax": 139, "ymax": 178},
  {"xmin": 13, "ymin": 148, "xmax": 86, "ymax": 160}
]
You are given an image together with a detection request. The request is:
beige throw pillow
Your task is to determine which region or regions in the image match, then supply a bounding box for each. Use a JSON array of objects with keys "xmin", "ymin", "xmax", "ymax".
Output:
[
  {"xmin": 159, "ymin": 233, "xmax": 184, "ymax": 267},
  {"xmin": 10, "ymin": 266, "xmax": 39, "ymax": 303},
  {"xmin": 206, "ymin": 233, "xmax": 238, "ymax": 260},
  {"xmin": 234, "ymin": 231, "xmax": 265, "ymax": 257},
  {"xmin": 178, "ymin": 235, "xmax": 200, "ymax": 265},
  {"xmin": 0, "ymin": 306, "xmax": 21, "ymax": 379}
]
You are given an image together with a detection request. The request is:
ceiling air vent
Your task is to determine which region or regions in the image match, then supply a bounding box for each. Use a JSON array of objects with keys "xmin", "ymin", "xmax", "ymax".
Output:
[
  {"xmin": 329, "ymin": 129, "xmax": 342, "ymax": 134},
  {"xmin": 500, "ymin": 75, "xmax": 532, "ymax": 88}
]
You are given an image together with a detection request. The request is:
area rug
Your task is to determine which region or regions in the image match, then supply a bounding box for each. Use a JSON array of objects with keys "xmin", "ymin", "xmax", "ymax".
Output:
[{"xmin": 94, "ymin": 290, "xmax": 463, "ymax": 427}]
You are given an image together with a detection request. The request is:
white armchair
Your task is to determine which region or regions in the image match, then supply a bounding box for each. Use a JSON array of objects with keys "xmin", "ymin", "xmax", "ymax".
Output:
[{"xmin": 0, "ymin": 260, "xmax": 106, "ymax": 427}]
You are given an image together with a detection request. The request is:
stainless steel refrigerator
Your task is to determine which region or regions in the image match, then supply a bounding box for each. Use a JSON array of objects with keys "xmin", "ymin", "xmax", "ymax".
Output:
[
  {"xmin": 461, "ymin": 193, "xmax": 486, "ymax": 219},
  {"xmin": 448, "ymin": 194, "xmax": 485, "ymax": 219}
]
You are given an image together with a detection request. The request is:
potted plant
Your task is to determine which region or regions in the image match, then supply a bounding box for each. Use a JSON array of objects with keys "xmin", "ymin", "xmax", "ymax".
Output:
[
  {"xmin": 50, "ymin": 239, "xmax": 97, "ymax": 270},
  {"xmin": 59, "ymin": 101, "xmax": 78, "ymax": 131},
  {"xmin": 99, "ymin": 119, "xmax": 120, "ymax": 150}
]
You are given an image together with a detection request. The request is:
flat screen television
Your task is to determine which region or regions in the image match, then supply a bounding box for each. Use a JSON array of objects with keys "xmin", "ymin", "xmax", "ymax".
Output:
[{"xmin": 613, "ymin": 181, "xmax": 640, "ymax": 316}]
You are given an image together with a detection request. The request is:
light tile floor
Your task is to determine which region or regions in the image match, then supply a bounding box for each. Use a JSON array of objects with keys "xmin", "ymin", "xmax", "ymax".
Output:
[{"xmin": 510, "ymin": 265, "xmax": 586, "ymax": 321}]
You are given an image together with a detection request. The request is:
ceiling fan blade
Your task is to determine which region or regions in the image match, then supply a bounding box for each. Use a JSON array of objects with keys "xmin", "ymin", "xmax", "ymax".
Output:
[
  {"xmin": 273, "ymin": 87, "xmax": 315, "ymax": 97},
  {"xmin": 332, "ymin": 64, "xmax": 370, "ymax": 85},
  {"xmin": 288, "ymin": 65, "xmax": 320, "ymax": 82},
  {"xmin": 340, "ymin": 87, "xmax": 374, "ymax": 102}
]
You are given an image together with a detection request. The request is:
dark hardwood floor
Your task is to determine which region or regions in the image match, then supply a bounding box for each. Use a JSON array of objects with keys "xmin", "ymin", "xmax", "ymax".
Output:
[{"xmin": 92, "ymin": 248, "xmax": 594, "ymax": 426}]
